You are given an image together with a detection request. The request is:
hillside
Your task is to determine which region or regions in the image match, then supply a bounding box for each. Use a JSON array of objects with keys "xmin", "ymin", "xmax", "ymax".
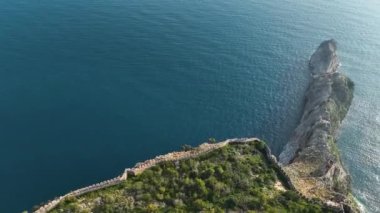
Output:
[{"xmin": 47, "ymin": 140, "xmax": 330, "ymax": 212}]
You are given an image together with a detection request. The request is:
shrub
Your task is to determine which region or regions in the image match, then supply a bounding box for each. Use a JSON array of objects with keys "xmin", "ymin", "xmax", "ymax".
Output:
[
  {"xmin": 146, "ymin": 203, "xmax": 160, "ymax": 212},
  {"xmin": 194, "ymin": 178, "xmax": 208, "ymax": 196},
  {"xmin": 283, "ymin": 191, "xmax": 300, "ymax": 201},
  {"xmin": 255, "ymin": 140, "xmax": 266, "ymax": 151},
  {"xmin": 201, "ymin": 168, "xmax": 215, "ymax": 179},
  {"xmin": 208, "ymin": 138, "xmax": 217, "ymax": 143},
  {"xmin": 193, "ymin": 199, "xmax": 211, "ymax": 211},
  {"xmin": 181, "ymin": 144, "xmax": 193, "ymax": 151}
]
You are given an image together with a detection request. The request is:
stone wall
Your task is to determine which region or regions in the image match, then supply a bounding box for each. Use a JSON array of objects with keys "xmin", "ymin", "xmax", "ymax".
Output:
[
  {"xmin": 125, "ymin": 137, "xmax": 259, "ymax": 176},
  {"xmin": 34, "ymin": 176, "xmax": 123, "ymax": 213},
  {"xmin": 34, "ymin": 138, "xmax": 257, "ymax": 213}
]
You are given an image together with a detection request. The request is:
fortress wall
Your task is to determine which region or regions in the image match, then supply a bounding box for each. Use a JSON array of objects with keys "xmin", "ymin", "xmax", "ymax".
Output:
[{"xmin": 34, "ymin": 138, "xmax": 255, "ymax": 213}]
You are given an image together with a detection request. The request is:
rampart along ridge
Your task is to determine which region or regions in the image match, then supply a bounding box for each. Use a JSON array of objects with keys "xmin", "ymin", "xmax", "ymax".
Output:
[
  {"xmin": 35, "ymin": 138, "xmax": 254, "ymax": 213},
  {"xmin": 34, "ymin": 137, "xmax": 347, "ymax": 213}
]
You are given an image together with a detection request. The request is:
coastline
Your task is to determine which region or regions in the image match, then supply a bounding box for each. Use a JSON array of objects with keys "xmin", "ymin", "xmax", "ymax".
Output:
[
  {"xmin": 35, "ymin": 138, "xmax": 347, "ymax": 213},
  {"xmin": 34, "ymin": 40, "xmax": 358, "ymax": 213}
]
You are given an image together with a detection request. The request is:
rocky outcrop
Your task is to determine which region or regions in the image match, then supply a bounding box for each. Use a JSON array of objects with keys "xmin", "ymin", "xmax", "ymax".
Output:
[{"xmin": 279, "ymin": 40, "xmax": 357, "ymax": 211}]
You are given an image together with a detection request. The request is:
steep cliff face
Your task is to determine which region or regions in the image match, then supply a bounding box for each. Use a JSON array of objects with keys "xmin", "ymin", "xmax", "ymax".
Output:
[{"xmin": 279, "ymin": 40, "xmax": 356, "ymax": 210}]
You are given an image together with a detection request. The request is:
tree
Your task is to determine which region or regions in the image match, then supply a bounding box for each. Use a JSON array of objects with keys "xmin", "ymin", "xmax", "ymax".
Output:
[
  {"xmin": 255, "ymin": 140, "xmax": 266, "ymax": 150},
  {"xmin": 194, "ymin": 178, "xmax": 208, "ymax": 196},
  {"xmin": 193, "ymin": 199, "xmax": 211, "ymax": 211}
]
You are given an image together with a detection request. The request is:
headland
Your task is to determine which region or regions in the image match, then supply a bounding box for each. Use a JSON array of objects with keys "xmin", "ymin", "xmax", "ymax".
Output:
[
  {"xmin": 279, "ymin": 40, "xmax": 358, "ymax": 212},
  {"xmin": 33, "ymin": 40, "xmax": 358, "ymax": 212}
]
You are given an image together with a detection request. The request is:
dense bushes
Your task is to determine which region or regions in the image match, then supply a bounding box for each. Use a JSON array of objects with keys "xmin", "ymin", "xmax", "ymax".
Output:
[{"xmin": 52, "ymin": 142, "xmax": 328, "ymax": 212}]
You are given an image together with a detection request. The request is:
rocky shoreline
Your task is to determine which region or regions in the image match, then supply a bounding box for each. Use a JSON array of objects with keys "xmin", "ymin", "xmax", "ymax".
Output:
[{"xmin": 279, "ymin": 40, "xmax": 358, "ymax": 212}]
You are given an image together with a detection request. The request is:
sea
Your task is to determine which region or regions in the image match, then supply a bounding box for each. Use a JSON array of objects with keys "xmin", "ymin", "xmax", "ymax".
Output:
[{"xmin": 0, "ymin": 0, "xmax": 379, "ymax": 212}]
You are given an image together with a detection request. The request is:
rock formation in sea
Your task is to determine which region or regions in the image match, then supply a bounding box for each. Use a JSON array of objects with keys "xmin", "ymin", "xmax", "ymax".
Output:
[{"xmin": 279, "ymin": 40, "xmax": 358, "ymax": 211}]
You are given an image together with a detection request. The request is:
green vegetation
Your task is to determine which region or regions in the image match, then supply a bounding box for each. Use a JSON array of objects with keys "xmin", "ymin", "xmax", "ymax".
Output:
[
  {"xmin": 208, "ymin": 138, "xmax": 217, "ymax": 143},
  {"xmin": 181, "ymin": 144, "xmax": 193, "ymax": 151},
  {"xmin": 51, "ymin": 142, "xmax": 329, "ymax": 212},
  {"xmin": 327, "ymin": 135, "xmax": 340, "ymax": 159},
  {"xmin": 331, "ymin": 75, "xmax": 354, "ymax": 124}
]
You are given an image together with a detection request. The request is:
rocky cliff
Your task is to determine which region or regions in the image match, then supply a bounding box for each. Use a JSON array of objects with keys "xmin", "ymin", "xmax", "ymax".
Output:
[{"xmin": 279, "ymin": 40, "xmax": 357, "ymax": 211}]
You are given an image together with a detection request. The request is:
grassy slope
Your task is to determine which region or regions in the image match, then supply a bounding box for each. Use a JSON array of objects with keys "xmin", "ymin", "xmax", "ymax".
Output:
[{"xmin": 51, "ymin": 142, "xmax": 329, "ymax": 212}]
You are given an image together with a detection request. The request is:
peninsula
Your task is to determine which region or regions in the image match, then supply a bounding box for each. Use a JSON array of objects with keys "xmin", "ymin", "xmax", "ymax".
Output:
[
  {"xmin": 33, "ymin": 40, "xmax": 358, "ymax": 213},
  {"xmin": 279, "ymin": 40, "xmax": 357, "ymax": 211}
]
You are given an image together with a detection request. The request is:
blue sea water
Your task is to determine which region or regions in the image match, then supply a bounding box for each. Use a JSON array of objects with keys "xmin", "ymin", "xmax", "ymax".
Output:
[{"xmin": 0, "ymin": 0, "xmax": 379, "ymax": 212}]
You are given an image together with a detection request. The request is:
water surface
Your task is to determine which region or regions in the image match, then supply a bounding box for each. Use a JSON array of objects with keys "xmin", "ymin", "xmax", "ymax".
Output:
[{"xmin": 0, "ymin": 0, "xmax": 379, "ymax": 212}]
